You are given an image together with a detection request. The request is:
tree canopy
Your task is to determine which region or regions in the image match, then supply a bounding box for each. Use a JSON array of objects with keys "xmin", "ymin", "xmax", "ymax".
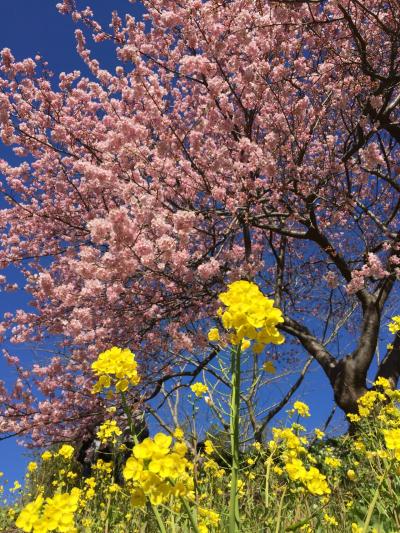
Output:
[{"xmin": 0, "ymin": 0, "xmax": 400, "ymax": 445}]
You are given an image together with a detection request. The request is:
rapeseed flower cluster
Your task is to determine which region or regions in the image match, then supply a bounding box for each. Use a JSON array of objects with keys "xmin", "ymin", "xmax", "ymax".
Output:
[
  {"xmin": 190, "ymin": 382, "xmax": 208, "ymax": 397},
  {"xmin": 292, "ymin": 401, "xmax": 310, "ymax": 418},
  {"xmin": 96, "ymin": 420, "xmax": 122, "ymax": 443},
  {"xmin": 345, "ymin": 376, "xmax": 400, "ymax": 477},
  {"xmin": 123, "ymin": 432, "xmax": 194, "ymax": 506},
  {"xmin": 57, "ymin": 445, "xmax": 74, "ymax": 461},
  {"xmin": 16, "ymin": 488, "xmax": 81, "ymax": 533},
  {"xmin": 212, "ymin": 280, "xmax": 284, "ymax": 352},
  {"xmin": 356, "ymin": 390, "xmax": 385, "ymax": 418},
  {"xmin": 388, "ymin": 315, "xmax": 400, "ymax": 334},
  {"xmin": 262, "ymin": 360, "xmax": 276, "ymax": 373},
  {"xmin": 198, "ymin": 506, "xmax": 221, "ymax": 532},
  {"xmin": 27, "ymin": 462, "xmax": 38, "ymax": 473},
  {"xmin": 204, "ymin": 439, "xmax": 214, "ymax": 455},
  {"xmin": 324, "ymin": 456, "xmax": 342, "ymax": 469},
  {"xmin": 271, "ymin": 408, "xmax": 331, "ymax": 496},
  {"xmin": 346, "ymin": 377, "xmax": 400, "ymax": 429},
  {"xmin": 203, "ymin": 459, "xmax": 225, "ymax": 478},
  {"xmin": 383, "ymin": 429, "xmax": 400, "ymax": 460},
  {"xmin": 91, "ymin": 346, "xmax": 140, "ymax": 393},
  {"xmin": 173, "ymin": 427, "xmax": 184, "ymax": 440},
  {"xmin": 81, "ymin": 477, "xmax": 96, "ymax": 501},
  {"xmin": 207, "ymin": 328, "xmax": 220, "ymax": 342}
]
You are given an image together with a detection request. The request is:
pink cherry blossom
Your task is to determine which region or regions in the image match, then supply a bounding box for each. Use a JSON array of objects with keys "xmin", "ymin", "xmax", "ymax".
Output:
[{"xmin": 0, "ymin": 0, "xmax": 399, "ymax": 444}]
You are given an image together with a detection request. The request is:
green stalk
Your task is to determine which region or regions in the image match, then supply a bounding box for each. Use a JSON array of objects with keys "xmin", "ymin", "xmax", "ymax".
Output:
[
  {"xmin": 274, "ymin": 486, "xmax": 286, "ymax": 533},
  {"xmin": 146, "ymin": 501, "xmax": 167, "ymax": 533},
  {"xmin": 120, "ymin": 391, "xmax": 136, "ymax": 443},
  {"xmin": 265, "ymin": 456, "xmax": 272, "ymax": 509},
  {"xmin": 228, "ymin": 344, "xmax": 241, "ymax": 533},
  {"xmin": 180, "ymin": 497, "xmax": 200, "ymax": 533},
  {"xmin": 362, "ymin": 465, "xmax": 390, "ymax": 533}
]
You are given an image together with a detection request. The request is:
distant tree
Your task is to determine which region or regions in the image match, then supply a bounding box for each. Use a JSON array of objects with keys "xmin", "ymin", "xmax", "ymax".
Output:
[{"xmin": 0, "ymin": 0, "xmax": 399, "ymax": 444}]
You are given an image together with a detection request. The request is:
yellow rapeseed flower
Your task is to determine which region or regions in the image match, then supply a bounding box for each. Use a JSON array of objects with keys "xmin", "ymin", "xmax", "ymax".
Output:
[
  {"xmin": 217, "ymin": 280, "xmax": 284, "ymax": 350},
  {"xmin": 293, "ymin": 401, "xmax": 310, "ymax": 418},
  {"xmin": 91, "ymin": 346, "xmax": 140, "ymax": 394},
  {"xmin": 303, "ymin": 467, "xmax": 331, "ymax": 496},
  {"xmin": 263, "ymin": 361, "xmax": 276, "ymax": 373},
  {"xmin": 41, "ymin": 451, "xmax": 52, "ymax": 461},
  {"xmin": 388, "ymin": 315, "xmax": 400, "ymax": 334},
  {"xmin": 16, "ymin": 488, "xmax": 80, "ymax": 533},
  {"xmin": 27, "ymin": 462, "xmax": 37, "ymax": 473},
  {"xmin": 207, "ymin": 328, "xmax": 220, "ymax": 342},
  {"xmin": 204, "ymin": 440, "xmax": 214, "ymax": 455},
  {"xmin": 347, "ymin": 413, "xmax": 361, "ymax": 423},
  {"xmin": 285, "ymin": 458, "xmax": 307, "ymax": 481},
  {"xmin": 323, "ymin": 513, "xmax": 338, "ymax": 526},
  {"xmin": 347, "ymin": 469, "xmax": 356, "ymax": 480},
  {"xmin": 40, "ymin": 488, "xmax": 81, "ymax": 531},
  {"xmin": 131, "ymin": 487, "xmax": 146, "ymax": 507},
  {"xmin": 57, "ymin": 444, "xmax": 74, "ymax": 460},
  {"xmin": 173, "ymin": 427, "xmax": 184, "ymax": 440},
  {"xmin": 15, "ymin": 494, "xmax": 44, "ymax": 532},
  {"xmin": 191, "ymin": 382, "xmax": 208, "ymax": 397},
  {"xmin": 124, "ymin": 432, "xmax": 194, "ymax": 506},
  {"xmin": 96, "ymin": 420, "xmax": 122, "ymax": 443},
  {"xmin": 324, "ymin": 456, "xmax": 341, "ymax": 468},
  {"xmin": 374, "ymin": 376, "xmax": 391, "ymax": 389},
  {"xmin": 383, "ymin": 428, "xmax": 400, "ymax": 460}
]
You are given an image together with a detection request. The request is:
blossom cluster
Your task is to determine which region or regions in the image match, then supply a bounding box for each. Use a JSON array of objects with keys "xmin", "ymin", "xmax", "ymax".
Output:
[
  {"xmin": 190, "ymin": 382, "xmax": 209, "ymax": 397},
  {"xmin": 16, "ymin": 488, "xmax": 81, "ymax": 533},
  {"xmin": 96, "ymin": 420, "xmax": 122, "ymax": 443},
  {"xmin": 347, "ymin": 377, "xmax": 400, "ymax": 423},
  {"xmin": 383, "ymin": 428, "xmax": 400, "ymax": 460},
  {"xmin": 344, "ymin": 377, "xmax": 400, "ymax": 469},
  {"xmin": 346, "ymin": 253, "xmax": 389, "ymax": 294},
  {"xmin": 271, "ymin": 403, "xmax": 331, "ymax": 497},
  {"xmin": 123, "ymin": 432, "xmax": 194, "ymax": 506},
  {"xmin": 91, "ymin": 346, "xmax": 140, "ymax": 393},
  {"xmin": 211, "ymin": 280, "xmax": 284, "ymax": 353},
  {"xmin": 388, "ymin": 315, "xmax": 400, "ymax": 334}
]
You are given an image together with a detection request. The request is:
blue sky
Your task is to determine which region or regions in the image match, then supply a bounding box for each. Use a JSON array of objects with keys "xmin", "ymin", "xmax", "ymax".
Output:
[{"xmin": 0, "ymin": 0, "xmax": 388, "ymax": 493}]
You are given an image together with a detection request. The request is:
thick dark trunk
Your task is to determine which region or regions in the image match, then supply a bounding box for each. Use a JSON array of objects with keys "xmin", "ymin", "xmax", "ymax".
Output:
[
  {"xmin": 282, "ymin": 297, "xmax": 399, "ymax": 416},
  {"xmin": 328, "ymin": 337, "xmax": 400, "ymax": 415},
  {"xmin": 329, "ymin": 357, "xmax": 368, "ymax": 414}
]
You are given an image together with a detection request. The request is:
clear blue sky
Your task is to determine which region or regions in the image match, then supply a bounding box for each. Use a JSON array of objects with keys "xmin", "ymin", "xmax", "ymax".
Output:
[{"xmin": 0, "ymin": 0, "xmax": 378, "ymax": 491}]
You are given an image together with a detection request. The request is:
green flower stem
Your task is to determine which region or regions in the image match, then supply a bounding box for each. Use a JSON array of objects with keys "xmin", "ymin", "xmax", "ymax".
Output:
[
  {"xmin": 362, "ymin": 464, "xmax": 390, "ymax": 533},
  {"xmin": 229, "ymin": 343, "xmax": 242, "ymax": 533},
  {"xmin": 120, "ymin": 391, "xmax": 136, "ymax": 443},
  {"xmin": 151, "ymin": 504, "xmax": 168, "ymax": 533},
  {"xmin": 180, "ymin": 497, "xmax": 199, "ymax": 533},
  {"xmin": 265, "ymin": 456, "xmax": 272, "ymax": 509}
]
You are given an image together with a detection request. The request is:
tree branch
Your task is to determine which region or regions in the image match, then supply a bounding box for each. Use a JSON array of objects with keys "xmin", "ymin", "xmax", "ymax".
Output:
[{"xmin": 280, "ymin": 317, "xmax": 336, "ymax": 377}]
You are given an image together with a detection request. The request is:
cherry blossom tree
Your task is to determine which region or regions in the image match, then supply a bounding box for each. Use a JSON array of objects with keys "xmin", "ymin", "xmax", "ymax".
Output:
[{"xmin": 0, "ymin": 0, "xmax": 400, "ymax": 445}]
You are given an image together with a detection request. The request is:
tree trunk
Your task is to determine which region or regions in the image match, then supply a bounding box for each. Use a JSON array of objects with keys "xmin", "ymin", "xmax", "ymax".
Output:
[
  {"xmin": 329, "ymin": 358, "xmax": 368, "ymax": 414},
  {"xmin": 328, "ymin": 337, "xmax": 400, "ymax": 414}
]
